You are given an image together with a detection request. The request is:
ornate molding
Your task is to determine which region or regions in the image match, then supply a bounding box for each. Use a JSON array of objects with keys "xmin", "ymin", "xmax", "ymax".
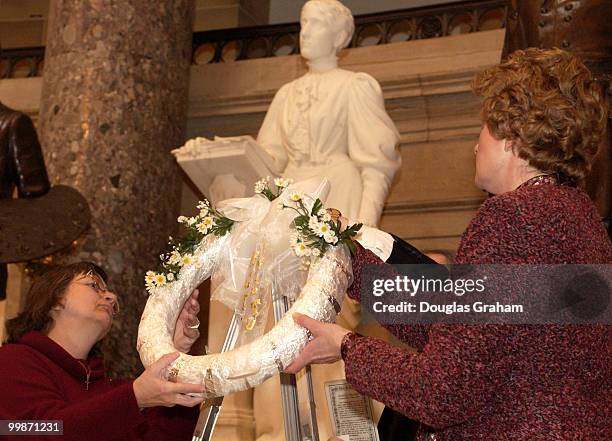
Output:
[
  {"xmin": 192, "ymin": 0, "xmax": 508, "ymax": 64},
  {"xmin": 1, "ymin": 1, "xmax": 509, "ymax": 78}
]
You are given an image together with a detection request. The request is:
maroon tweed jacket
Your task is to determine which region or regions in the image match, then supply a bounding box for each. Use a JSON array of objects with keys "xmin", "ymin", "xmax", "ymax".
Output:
[{"xmin": 342, "ymin": 180, "xmax": 612, "ymax": 440}]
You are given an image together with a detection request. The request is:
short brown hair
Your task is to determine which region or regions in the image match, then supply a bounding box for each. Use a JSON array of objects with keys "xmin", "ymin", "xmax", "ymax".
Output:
[
  {"xmin": 4, "ymin": 262, "xmax": 107, "ymax": 343},
  {"xmin": 472, "ymin": 48, "xmax": 608, "ymax": 186}
]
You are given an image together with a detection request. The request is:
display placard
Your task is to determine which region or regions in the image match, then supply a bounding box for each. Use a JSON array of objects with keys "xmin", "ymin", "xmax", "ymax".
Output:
[{"xmin": 325, "ymin": 380, "xmax": 380, "ymax": 441}]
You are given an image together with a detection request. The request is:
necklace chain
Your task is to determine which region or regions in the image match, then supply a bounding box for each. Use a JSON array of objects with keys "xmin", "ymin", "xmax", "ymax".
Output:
[{"xmin": 76, "ymin": 360, "xmax": 91, "ymax": 391}]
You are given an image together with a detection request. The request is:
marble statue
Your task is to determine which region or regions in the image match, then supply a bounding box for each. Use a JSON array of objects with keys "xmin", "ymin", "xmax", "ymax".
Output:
[
  {"xmin": 207, "ymin": 2, "xmax": 402, "ymax": 441},
  {"xmin": 257, "ymin": 0, "xmax": 401, "ymax": 226}
]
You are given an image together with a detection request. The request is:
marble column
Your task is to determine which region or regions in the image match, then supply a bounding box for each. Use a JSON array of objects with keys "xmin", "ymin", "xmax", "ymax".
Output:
[{"xmin": 39, "ymin": 0, "xmax": 194, "ymax": 377}]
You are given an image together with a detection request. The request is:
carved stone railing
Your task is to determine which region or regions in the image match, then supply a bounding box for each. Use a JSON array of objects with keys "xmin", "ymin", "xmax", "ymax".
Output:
[
  {"xmin": 192, "ymin": 0, "xmax": 508, "ymax": 64},
  {"xmin": 1, "ymin": 0, "xmax": 508, "ymax": 78},
  {"xmin": 0, "ymin": 47, "xmax": 45, "ymax": 79}
]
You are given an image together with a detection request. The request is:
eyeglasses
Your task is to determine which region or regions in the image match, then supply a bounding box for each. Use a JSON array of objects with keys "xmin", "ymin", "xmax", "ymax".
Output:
[{"xmin": 77, "ymin": 270, "xmax": 121, "ymax": 315}]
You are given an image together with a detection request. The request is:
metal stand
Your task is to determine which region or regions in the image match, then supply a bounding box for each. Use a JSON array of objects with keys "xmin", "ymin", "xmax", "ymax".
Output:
[
  {"xmin": 272, "ymin": 294, "xmax": 302, "ymax": 441},
  {"xmin": 305, "ymin": 365, "xmax": 320, "ymax": 441},
  {"xmin": 192, "ymin": 313, "xmax": 241, "ymax": 441},
  {"xmin": 193, "ymin": 297, "xmax": 320, "ymax": 441}
]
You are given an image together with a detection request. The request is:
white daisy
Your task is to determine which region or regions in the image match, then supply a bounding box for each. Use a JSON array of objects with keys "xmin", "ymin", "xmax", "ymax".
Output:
[
  {"xmin": 181, "ymin": 254, "xmax": 193, "ymax": 266},
  {"xmin": 316, "ymin": 222, "xmax": 331, "ymax": 237},
  {"xmin": 254, "ymin": 176, "xmax": 269, "ymax": 194},
  {"xmin": 324, "ymin": 232, "xmax": 338, "ymax": 244},
  {"xmin": 290, "ymin": 191, "xmax": 302, "ymax": 202},
  {"xmin": 308, "ymin": 216, "xmax": 320, "ymax": 231},
  {"xmin": 145, "ymin": 271, "xmax": 156, "ymax": 284},
  {"xmin": 293, "ymin": 242, "xmax": 308, "ymax": 257},
  {"xmin": 318, "ymin": 209, "xmax": 332, "ymax": 222},
  {"xmin": 167, "ymin": 250, "xmax": 181, "ymax": 265},
  {"xmin": 274, "ymin": 177, "xmax": 292, "ymax": 188},
  {"xmin": 155, "ymin": 273, "xmax": 167, "ymax": 286},
  {"xmin": 197, "ymin": 222, "xmax": 210, "ymax": 234}
]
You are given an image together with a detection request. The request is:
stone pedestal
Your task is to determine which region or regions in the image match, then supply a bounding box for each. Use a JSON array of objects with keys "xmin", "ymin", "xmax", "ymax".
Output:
[{"xmin": 38, "ymin": 0, "xmax": 194, "ymax": 377}]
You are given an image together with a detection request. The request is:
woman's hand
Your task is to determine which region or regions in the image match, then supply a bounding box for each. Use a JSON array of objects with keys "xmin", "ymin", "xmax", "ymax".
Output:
[
  {"xmin": 284, "ymin": 313, "xmax": 350, "ymax": 374},
  {"xmin": 133, "ymin": 352, "xmax": 205, "ymax": 408},
  {"xmin": 173, "ymin": 289, "xmax": 201, "ymax": 353}
]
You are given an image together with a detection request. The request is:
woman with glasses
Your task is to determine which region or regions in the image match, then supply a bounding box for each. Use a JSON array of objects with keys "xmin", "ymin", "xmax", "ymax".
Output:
[{"xmin": 0, "ymin": 261, "xmax": 204, "ymax": 441}]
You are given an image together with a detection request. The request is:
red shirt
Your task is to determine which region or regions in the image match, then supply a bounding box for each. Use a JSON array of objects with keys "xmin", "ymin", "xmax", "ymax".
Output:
[{"xmin": 0, "ymin": 331, "xmax": 198, "ymax": 441}]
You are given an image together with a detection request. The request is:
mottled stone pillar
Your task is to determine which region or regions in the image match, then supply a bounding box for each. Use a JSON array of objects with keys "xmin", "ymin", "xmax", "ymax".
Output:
[{"xmin": 39, "ymin": 0, "xmax": 194, "ymax": 377}]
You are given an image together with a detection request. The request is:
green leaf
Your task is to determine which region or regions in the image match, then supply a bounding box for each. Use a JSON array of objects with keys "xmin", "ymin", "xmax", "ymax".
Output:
[
  {"xmin": 262, "ymin": 189, "xmax": 276, "ymax": 201},
  {"xmin": 311, "ymin": 199, "xmax": 323, "ymax": 216},
  {"xmin": 345, "ymin": 239, "xmax": 357, "ymax": 256}
]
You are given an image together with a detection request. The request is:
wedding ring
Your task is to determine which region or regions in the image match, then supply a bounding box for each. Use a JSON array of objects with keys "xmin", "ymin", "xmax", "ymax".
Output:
[
  {"xmin": 187, "ymin": 318, "xmax": 200, "ymax": 329},
  {"xmin": 167, "ymin": 366, "xmax": 179, "ymax": 383}
]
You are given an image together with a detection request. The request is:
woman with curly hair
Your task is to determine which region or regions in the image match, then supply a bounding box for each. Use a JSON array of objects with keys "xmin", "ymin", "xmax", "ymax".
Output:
[
  {"xmin": 287, "ymin": 48, "xmax": 612, "ymax": 440},
  {"xmin": 0, "ymin": 262, "xmax": 205, "ymax": 441}
]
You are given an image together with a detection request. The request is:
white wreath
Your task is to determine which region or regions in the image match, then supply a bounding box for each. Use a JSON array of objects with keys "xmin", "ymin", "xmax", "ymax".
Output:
[{"xmin": 137, "ymin": 178, "xmax": 353, "ymax": 398}]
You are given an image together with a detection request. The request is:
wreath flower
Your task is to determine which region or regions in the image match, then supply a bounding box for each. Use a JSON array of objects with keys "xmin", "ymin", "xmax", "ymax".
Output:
[
  {"xmin": 254, "ymin": 176, "xmax": 293, "ymax": 201},
  {"xmin": 253, "ymin": 179, "xmax": 361, "ymax": 264},
  {"xmin": 282, "ymin": 196, "xmax": 361, "ymax": 267},
  {"xmin": 145, "ymin": 199, "xmax": 235, "ymax": 292}
]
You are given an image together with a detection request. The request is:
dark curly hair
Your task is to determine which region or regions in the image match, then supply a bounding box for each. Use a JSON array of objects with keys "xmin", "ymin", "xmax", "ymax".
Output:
[
  {"xmin": 472, "ymin": 48, "xmax": 608, "ymax": 186},
  {"xmin": 4, "ymin": 262, "xmax": 107, "ymax": 344}
]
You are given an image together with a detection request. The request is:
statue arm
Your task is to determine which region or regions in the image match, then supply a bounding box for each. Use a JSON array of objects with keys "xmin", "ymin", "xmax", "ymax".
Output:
[
  {"xmin": 256, "ymin": 85, "xmax": 290, "ymax": 175},
  {"xmin": 347, "ymin": 73, "xmax": 401, "ymax": 226}
]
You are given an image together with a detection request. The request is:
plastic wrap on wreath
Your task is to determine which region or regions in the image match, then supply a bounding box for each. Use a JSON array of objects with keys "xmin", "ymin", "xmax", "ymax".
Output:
[
  {"xmin": 210, "ymin": 195, "xmax": 270, "ymax": 312},
  {"xmin": 211, "ymin": 177, "xmax": 331, "ymax": 342},
  {"xmin": 137, "ymin": 234, "xmax": 230, "ymax": 368}
]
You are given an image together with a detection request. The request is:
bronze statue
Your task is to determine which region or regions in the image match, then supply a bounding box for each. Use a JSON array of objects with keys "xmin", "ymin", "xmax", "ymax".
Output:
[
  {"xmin": 0, "ymin": 102, "xmax": 50, "ymax": 199},
  {"xmin": 0, "ymin": 102, "xmax": 50, "ymax": 299},
  {"xmin": 0, "ymin": 102, "xmax": 91, "ymax": 300}
]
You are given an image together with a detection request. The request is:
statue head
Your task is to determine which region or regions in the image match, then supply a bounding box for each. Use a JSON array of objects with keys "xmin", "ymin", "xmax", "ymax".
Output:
[{"xmin": 300, "ymin": 0, "xmax": 355, "ymax": 62}]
